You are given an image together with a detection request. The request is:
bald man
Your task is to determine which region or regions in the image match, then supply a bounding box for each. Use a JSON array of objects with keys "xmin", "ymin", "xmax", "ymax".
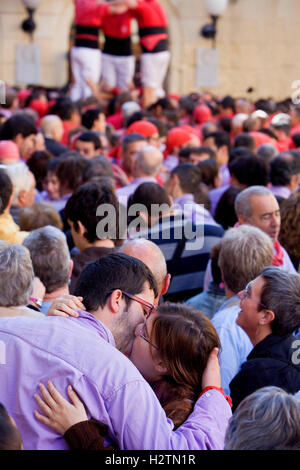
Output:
[
  {"xmin": 116, "ymin": 145, "xmax": 163, "ymax": 207},
  {"xmin": 119, "ymin": 238, "xmax": 170, "ymax": 303},
  {"xmin": 40, "ymin": 115, "xmax": 67, "ymax": 156}
]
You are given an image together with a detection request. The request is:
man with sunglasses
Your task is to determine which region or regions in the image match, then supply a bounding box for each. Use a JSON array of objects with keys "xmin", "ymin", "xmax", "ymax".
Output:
[{"xmin": 0, "ymin": 253, "xmax": 231, "ymax": 450}]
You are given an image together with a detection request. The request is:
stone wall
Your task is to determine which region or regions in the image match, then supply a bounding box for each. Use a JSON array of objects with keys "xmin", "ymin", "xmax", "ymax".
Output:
[{"xmin": 1, "ymin": 0, "xmax": 300, "ymax": 100}]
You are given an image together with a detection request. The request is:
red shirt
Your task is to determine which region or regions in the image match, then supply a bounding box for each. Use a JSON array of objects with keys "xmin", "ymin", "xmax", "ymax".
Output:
[
  {"xmin": 131, "ymin": 0, "xmax": 168, "ymax": 52},
  {"xmin": 74, "ymin": 0, "xmax": 107, "ymax": 27},
  {"xmin": 102, "ymin": 10, "xmax": 132, "ymax": 38}
]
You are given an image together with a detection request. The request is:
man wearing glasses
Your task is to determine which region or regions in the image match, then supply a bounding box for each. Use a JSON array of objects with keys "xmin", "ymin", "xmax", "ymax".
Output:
[{"xmin": 0, "ymin": 253, "xmax": 231, "ymax": 450}]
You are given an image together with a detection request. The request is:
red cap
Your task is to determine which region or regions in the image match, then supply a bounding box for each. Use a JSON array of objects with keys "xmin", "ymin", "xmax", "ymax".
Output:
[
  {"xmin": 126, "ymin": 120, "xmax": 159, "ymax": 138},
  {"xmin": 29, "ymin": 99, "xmax": 49, "ymax": 118},
  {"xmin": 193, "ymin": 104, "xmax": 212, "ymax": 124},
  {"xmin": 166, "ymin": 127, "xmax": 193, "ymax": 155}
]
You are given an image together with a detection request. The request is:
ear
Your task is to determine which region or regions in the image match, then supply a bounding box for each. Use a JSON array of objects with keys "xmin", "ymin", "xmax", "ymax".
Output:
[
  {"xmin": 68, "ymin": 259, "xmax": 74, "ymax": 279},
  {"xmin": 108, "ymin": 289, "xmax": 123, "ymax": 314},
  {"xmin": 259, "ymin": 309, "xmax": 275, "ymax": 326},
  {"xmin": 237, "ymin": 214, "xmax": 249, "ymax": 225},
  {"xmin": 160, "ymin": 273, "xmax": 171, "ymax": 296},
  {"xmin": 18, "ymin": 189, "xmax": 27, "ymax": 206},
  {"xmin": 77, "ymin": 220, "xmax": 87, "ymax": 237},
  {"xmin": 153, "ymin": 356, "xmax": 168, "ymax": 375}
]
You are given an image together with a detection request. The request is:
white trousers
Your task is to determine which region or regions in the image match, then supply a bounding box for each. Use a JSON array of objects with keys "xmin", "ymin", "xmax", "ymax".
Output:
[
  {"xmin": 140, "ymin": 50, "xmax": 171, "ymax": 98},
  {"xmin": 101, "ymin": 53, "xmax": 135, "ymax": 91},
  {"xmin": 70, "ymin": 46, "xmax": 102, "ymax": 102}
]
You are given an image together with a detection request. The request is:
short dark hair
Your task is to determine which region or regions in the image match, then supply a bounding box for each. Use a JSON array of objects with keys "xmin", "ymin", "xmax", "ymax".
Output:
[
  {"xmin": 0, "ymin": 169, "xmax": 13, "ymax": 215},
  {"xmin": 82, "ymin": 156, "xmax": 114, "ymax": 183},
  {"xmin": 49, "ymin": 98, "xmax": 79, "ymax": 122},
  {"xmin": 64, "ymin": 180, "xmax": 119, "ymax": 243},
  {"xmin": 0, "ymin": 115, "xmax": 37, "ymax": 140},
  {"xmin": 220, "ymin": 95, "xmax": 235, "ymax": 113},
  {"xmin": 234, "ymin": 133, "xmax": 256, "ymax": 152},
  {"xmin": 229, "ymin": 153, "xmax": 268, "ymax": 187},
  {"xmin": 0, "ymin": 403, "xmax": 22, "ymax": 450},
  {"xmin": 128, "ymin": 182, "xmax": 171, "ymax": 215},
  {"xmin": 229, "ymin": 146, "xmax": 251, "ymax": 164},
  {"xmin": 27, "ymin": 150, "xmax": 52, "ymax": 192},
  {"xmin": 171, "ymin": 163, "xmax": 202, "ymax": 194},
  {"xmin": 269, "ymin": 156, "xmax": 292, "ymax": 186},
  {"xmin": 196, "ymin": 158, "xmax": 219, "ymax": 187},
  {"xmin": 81, "ymin": 107, "xmax": 104, "ymax": 130},
  {"xmin": 215, "ymin": 186, "xmax": 242, "ymax": 230},
  {"xmin": 76, "ymin": 131, "xmax": 101, "ymax": 150},
  {"xmin": 122, "ymin": 133, "xmax": 147, "ymax": 151},
  {"xmin": 55, "ymin": 155, "xmax": 88, "ymax": 192},
  {"xmin": 190, "ymin": 146, "xmax": 216, "ymax": 160},
  {"xmin": 74, "ymin": 253, "xmax": 158, "ymax": 312},
  {"xmin": 205, "ymin": 131, "xmax": 232, "ymax": 154}
]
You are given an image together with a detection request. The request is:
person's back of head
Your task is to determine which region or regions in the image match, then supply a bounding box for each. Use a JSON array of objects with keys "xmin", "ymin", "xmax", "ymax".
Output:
[
  {"xmin": 119, "ymin": 238, "xmax": 168, "ymax": 297},
  {"xmin": 171, "ymin": 163, "xmax": 202, "ymax": 195},
  {"xmin": 73, "ymin": 252, "xmax": 158, "ymax": 313},
  {"xmin": 269, "ymin": 156, "xmax": 293, "ymax": 187},
  {"xmin": 134, "ymin": 145, "xmax": 163, "ymax": 177},
  {"xmin": 228, "ymin": 153, "xmax": 268, "ymax": 188},
  {"xmin": 26, "ymin": 150, "xmax": 52, "ymax": 192},
  {"xmin": 225, "ymin": 386, "xmax": 300, "ymax": 450},
  {"xmin": 196, "ymin": 158, "xmax": 219, "ymax": 189},
  {"xmin": 218, "ymin": 225, "xmax": 273, "ymax": 294},
  {"xmin": 257, "ymin": 144, "xmax": 278, "ymax": 166},
  {"xmin": 55, "ymin": 154, "xmax": 88, "ymax": 195},
  {"xmin": 0, "ymin": 242, "xmax": 34, "ymax": 307},
  {"xmin": 0, "ymin": 168, "xmax": 13, "ymax": 215},
  {"xmin": 128, "ymin": 182, "xmax": 171, "ymax": 221},
  {"xmin": 65, "ymin": 180, "xmax": 119, "ymax": 244},
  {"xmin": 0, "ymin": 403, "xmax": 23, "ymax": 450},
  {"xmin": 82, "ymin": 156, "xmax": 114, "ymax": 183},
  {"xmin": 234, "ymin": 133, "xmax": 256, "ymax": 152},
  {"xmin": 49, "ymin": 98, "xmax": 79, "ymax": 122},
  {"xmin": 40, "ymin": 115, "xmax": 63, "ymax": 141},
  {"xmin": 214, "ymin": 186, "xmax": 242, "ymax": 230},
  {"xmin": 278, "ymin": 193, "xmax": 300, "ymax": 263},
  {"xmin": 2, "ymin": 161, "xmax": 35, "ymax": 206},
  {"xmin": 19, "ymin": 202, "xmax": 63, "ymax": 232},
  {"xmin": 23, "ymin": 226, "xmax": 70, "ymax": 295}
]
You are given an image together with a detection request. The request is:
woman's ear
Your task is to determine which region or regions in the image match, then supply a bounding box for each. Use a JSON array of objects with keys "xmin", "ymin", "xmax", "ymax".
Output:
[
  {"xmin": 259, "ymin": 309, "xmax": 275, "ymax": 326},
  {"xmin": 153, "ymin": 356, "xmax": 168, "ymax": 375}
]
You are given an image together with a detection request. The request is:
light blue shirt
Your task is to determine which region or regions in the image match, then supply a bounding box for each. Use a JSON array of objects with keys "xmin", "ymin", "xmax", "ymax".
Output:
[{"xmin": 212, "ymin": 296, "xmax": 253, "ymax": 395}]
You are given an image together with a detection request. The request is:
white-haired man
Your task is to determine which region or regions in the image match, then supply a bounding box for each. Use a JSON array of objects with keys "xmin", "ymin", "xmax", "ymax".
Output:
[{"xmin": 40, "ymin": 115, "xmax": 67, "ymax": 156}]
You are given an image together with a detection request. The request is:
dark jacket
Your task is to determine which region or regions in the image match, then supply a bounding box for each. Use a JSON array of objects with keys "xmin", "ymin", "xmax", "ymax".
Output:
[
  {"xmin": 44, "ymin": 137, "xmax": 68, "ymax": 157},
  {"xmin": 230, "ymin": 333, "xmax": 300, "ymax": 411}
]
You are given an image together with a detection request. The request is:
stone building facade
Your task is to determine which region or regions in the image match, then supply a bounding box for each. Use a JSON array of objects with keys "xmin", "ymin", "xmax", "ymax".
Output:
[{"xmin": 0, "ymin": 0, "xmax": 300, "ymax": 100}]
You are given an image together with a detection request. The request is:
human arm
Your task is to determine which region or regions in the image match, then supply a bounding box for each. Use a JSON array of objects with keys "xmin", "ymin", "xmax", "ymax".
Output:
[
  {"xmin": 46, "ymin": 295, "xmax": 85, "ymax": 318},
  {"xmin": 34, "ymin": 382, "xmax": 113, "ymax": 450}
]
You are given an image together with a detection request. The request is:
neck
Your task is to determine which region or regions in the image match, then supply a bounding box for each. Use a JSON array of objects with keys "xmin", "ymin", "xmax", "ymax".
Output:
[
  {"xmin": 80, "ymin": 239, "xmax": 115, "ymax": 251},
  {"xmin": 44, "ymin": 285, "xmax": 69, "ymax": 301},
  {"xmin": 251, "ymin": 328, "xmax": 272, "ymax": 347},
  {"xmin": 225, "ymin": 286, "xmax": 236, "ymax": 300}
]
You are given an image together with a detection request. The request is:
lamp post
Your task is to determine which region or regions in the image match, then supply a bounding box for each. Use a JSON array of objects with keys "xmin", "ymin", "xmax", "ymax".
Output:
[
  {"xmin": 21, "ymin": 0, "xmax": 43, "ymax": 38},
  {"xmin": 200, "ymin": 0, "xmax": 228, "ymax": 47}
]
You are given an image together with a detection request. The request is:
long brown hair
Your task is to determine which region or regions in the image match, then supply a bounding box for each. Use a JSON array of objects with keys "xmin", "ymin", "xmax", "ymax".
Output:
[{"xmin": 150, "ymin": 303, "xmax": 220, "ymax": 428}]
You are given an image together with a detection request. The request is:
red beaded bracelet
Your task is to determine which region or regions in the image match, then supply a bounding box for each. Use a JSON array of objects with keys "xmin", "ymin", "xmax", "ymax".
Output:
[{"xmin": 199, "ymin": 386, "xmax": 232, "ymax": 408}]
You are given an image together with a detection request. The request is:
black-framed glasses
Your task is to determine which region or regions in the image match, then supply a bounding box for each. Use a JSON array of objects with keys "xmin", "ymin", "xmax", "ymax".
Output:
[
  {"xmin": 121, "ymin": 291, "xmax": 157, "ymax": 319},
  {"xmin": 137, "ymin": 320, "xmax": 159, "ymax": 349}
]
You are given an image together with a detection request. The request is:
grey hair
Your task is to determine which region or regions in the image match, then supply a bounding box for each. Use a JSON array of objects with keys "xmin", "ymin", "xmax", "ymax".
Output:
[
  {"xmin": 259, "ymin": 267, "xmax": 300, "ymax": 335},
  {"xmin": 0, "ymin": 162, "xmax": 32, "ymax": 205},
  {"xmin": 225, "ymin": 386, "xmax": 300, "ymax": 450},
  {"xmin": 23, "ymin": 226, "xmax": 70, "ymax": 294},
  {"xmin": 234, "ymin": 185, "xmax": 274, "ymax": 220},
  {"xmin": 40, "ymin": 114, "xmax": 62, "ymax": 137},
  {"xmin": 134, "ymin": 145, "xmax": 163, "ymax": 176},
  {"xmin": 257, "ymin": 144, "xmax": 278, "ymax": 162},
  {"xmin": 218, "ymin": 225, "xmax": 273, "ymax": 294},
  {"xmin": 0, "ymin": 241, "xmax": 34, "ymax": 307},
  {"xmin": 119, "ymin": 238, "xmax": 167, "ymax": 291}
]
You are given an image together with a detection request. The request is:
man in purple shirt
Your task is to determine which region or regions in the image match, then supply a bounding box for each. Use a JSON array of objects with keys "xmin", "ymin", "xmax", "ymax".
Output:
[{"xmin": 0, "ymin": 253, "xmax": 231, "ymax": 450}]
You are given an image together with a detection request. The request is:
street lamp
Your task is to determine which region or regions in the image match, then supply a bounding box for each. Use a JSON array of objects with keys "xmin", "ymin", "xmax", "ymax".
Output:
[
  {"xmin": 21, "ymin": 0, "xmax": 43, "ymax": 36},
  {"xmin": 200, "ymin": 0, "xmax": 228, "ymax": 46}
]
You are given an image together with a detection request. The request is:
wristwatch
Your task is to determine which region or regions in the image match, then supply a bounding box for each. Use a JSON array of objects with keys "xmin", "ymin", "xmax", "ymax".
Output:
[{"xmin": 29, "ymin": 297, "xmax": 43, "ymax": 308}]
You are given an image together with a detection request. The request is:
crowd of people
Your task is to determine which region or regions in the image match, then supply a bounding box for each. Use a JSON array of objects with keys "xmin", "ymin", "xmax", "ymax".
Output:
[{"xmin": 1, "ymin": 2, "xmax": 300, "ymax": 449}]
